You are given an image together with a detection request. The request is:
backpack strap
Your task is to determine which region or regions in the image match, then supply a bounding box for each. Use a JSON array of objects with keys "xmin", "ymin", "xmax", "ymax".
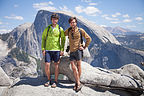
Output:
[
  {"xmin": 46, "ymin": 25, "xmax": 51, "ymax": 40},
  {"xmin": 78, "ymin": 28, "xmax": 84, "ymax": 58},
  {"xmin": 68, "ymin": 27, "xmax": 72, "ymax": 39},
  {"xmin": 78, "ymin": 28, "xmax": 83, "ymax": 48},
  {"xmin": 59, "ymin": 26, "xmax": 61, "ymax": 38},
  {"xmin": 44, "ymin": 25, "xmax": 51, "ymax": 49},
  {"xmin": 78, "ymin": 28, "xmax": 83, "ymax": 45},
  {"xmin": 59, "ymin": 26, "xmax": 61, "ymax": 50}
]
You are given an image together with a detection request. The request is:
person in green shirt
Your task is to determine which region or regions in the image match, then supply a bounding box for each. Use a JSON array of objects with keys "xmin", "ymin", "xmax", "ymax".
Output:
[{"xmin": 41, "ymin": 13, "xmax": 65, "ymax": 88}]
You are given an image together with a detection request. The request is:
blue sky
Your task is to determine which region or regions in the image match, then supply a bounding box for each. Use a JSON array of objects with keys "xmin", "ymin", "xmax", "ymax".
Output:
[{"xmin": 0, "ymin": 0, "xmax": 144, "ymax": 34}]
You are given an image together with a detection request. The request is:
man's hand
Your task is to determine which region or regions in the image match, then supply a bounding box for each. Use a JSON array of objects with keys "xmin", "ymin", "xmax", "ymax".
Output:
[
  {"xmin": 42, "ymin": 50, "xmax": 46, "ymax": 56},
  {"xmin": 60, "ymin": 51, "xmax": 64, "ymax": 56},
  {"xmin": 79, "ymin": 46, "xmax": 86, "ymax": 50}
]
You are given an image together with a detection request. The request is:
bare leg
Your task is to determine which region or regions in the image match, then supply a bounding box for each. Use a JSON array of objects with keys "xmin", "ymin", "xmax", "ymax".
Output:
[
  {"xmin": 51, "ymin": 60, "xmax": 60, "ymax": 88},
  {"xmin": 45, "ymin": 62, "xmax": 51, "ymax": 80},
  {"xmin": 54, "ymin": 60, "xmax": 60, "ymax": 82},
  {"xmin": 77, "ymin": 60, "xmax": 82, "ymax": 78},
  {"xmin": 70, "ymin": 61, "xmax": 81, "ymax": 85}
]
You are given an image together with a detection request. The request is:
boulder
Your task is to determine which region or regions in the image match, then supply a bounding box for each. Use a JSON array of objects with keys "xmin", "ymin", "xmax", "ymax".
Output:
[
  {"xmin": 111, "ymin": 64, "xmax": 144, "ymax": 87},
  {"xmin": 41, "ymin": 57, "xmax": 144, "ymax": 90}
]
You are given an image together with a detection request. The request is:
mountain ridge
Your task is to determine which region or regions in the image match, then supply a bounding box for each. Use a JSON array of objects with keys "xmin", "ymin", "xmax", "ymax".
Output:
[{"xmin": 104, "ymin": 26, "xmax": 142, "ymax": 35}]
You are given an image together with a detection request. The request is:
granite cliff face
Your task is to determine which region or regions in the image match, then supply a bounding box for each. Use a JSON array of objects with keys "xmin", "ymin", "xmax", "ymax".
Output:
[
  {"xmin": 0, "ymin": 23, "xmax": 38, "ymax": 79},
  {"xmin": 90, "ymin": 43, "xmax": 144, "ymax": 69},
  {"xmin": 0, "ymin": 47, "xmax": 38, "ymax": 78}
]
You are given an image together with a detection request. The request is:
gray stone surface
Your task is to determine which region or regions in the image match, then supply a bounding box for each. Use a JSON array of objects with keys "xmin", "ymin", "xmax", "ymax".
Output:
[
  {"xmin": 0, "ymin": 67, "xmax": 12, "ymax": 86},
  {"xmin": 0, "ymin": 87, "xmax": 9, "ymax": 96},
  {"xmin": 1, "ymin": 77, "xmax": 138, "ymax": 96},
  {"xmin": 1, "ymin": 57, "xmax": 144, "ymax": 96},
  {"xmin": 1, "ymin": 52, "xmax": 37, "ymax": 78},
  {"xmin": 111, "ymin": 64, "xmax": 144, "ymax": 87}
]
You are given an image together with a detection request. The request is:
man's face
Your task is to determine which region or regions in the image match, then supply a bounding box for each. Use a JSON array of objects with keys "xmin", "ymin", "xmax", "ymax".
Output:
[
  {"xmin": 52, "ymin": 18, "xmax": 58, "ymax": 25},
  {"xmin": 70, "ymin": 19, "xmax": 77, "ymax": 28}
]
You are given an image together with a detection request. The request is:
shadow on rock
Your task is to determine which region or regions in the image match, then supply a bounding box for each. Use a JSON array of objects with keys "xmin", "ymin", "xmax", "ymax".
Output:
[
  {"xmin": 56, "ymin": 80, "xmax": 74, "ymax": 89},
  {"xmin": 85, "ymin": 84, "xmax": 144, "ymax": 96},
  {"xmin": 12, "ymin": 76, "xmax": 48, "ymax": 87},
  {"xmin": 12, "ymin": 76, "xmax": 74, "ymax": 89}
]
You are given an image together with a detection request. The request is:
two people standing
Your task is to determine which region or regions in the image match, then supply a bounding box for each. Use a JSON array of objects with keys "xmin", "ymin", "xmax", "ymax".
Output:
[{"xmin": 41, "ymin": 13, "xmax": 91, "ymax": 91}]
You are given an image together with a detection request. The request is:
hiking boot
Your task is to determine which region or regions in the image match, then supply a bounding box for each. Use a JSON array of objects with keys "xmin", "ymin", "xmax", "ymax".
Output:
[{"xmin": 51, "ymin": 81, "xmax": 57, "ymax": 88}]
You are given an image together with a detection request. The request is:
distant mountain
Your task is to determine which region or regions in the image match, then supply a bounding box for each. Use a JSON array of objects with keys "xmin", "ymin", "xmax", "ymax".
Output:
[
  {"xmin": 103, "ymin": 26, "xmax": 144, "ymax": 51},
  {"xmin": 115, "ymin": 33, "xmax": 144, "ymax": 51},
  {"xmin": 104, "ymin": 26, "xmax": 142, "ymax": 35}
]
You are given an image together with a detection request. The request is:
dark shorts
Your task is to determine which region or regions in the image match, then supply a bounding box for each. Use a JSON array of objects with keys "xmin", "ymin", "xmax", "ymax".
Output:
[
  {"xmin": 45, "ymin": 51, "xmax": 60, "ymax": 63},
  {"xmin": 70, "ymin": 50, "xmax": 83, "ymax": 61}
]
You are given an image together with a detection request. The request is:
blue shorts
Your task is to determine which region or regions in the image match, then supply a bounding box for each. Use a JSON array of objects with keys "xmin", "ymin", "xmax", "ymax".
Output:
[{"xmin": 45, "ymin": 51, "xmax": 60, "ymax": 63}]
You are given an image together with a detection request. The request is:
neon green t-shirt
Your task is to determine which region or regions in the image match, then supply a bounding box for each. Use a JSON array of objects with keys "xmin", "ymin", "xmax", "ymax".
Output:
[{"xmin": 41, "ymin": 24, "xmax": 65, "ymax": 51}]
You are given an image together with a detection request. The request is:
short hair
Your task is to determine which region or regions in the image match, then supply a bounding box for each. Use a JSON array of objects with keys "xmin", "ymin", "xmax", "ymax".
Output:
[
  {"xmin": 68, "ymin": 17, "xmax": 77, "ymax": 23},
  {"xmin": 51, "ymin": 13, "xmax": 59, "ymax": 20}
]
